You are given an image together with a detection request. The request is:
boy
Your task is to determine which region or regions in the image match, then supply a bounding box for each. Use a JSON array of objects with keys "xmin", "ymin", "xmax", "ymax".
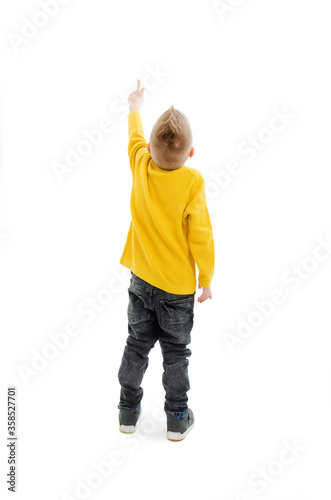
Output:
[{"xmin": 117, "ymin": 80, "xmax": 215, "ymax": 441}]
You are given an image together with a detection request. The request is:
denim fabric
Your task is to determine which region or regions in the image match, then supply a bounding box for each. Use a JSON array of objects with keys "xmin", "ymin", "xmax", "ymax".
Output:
[{"xmin": 118, "ymin": 271, "xmax": 195, "ymax": 416}]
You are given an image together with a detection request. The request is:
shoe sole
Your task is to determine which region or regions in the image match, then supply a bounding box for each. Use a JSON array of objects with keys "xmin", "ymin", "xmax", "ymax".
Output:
[
  {"xmin": 119, "ymin": 424, "xmax": 136, "ymax": 433},
  {"xmin": 167, "ymin": 422, "xmax": 194, "ymax": 441},
  {"xmin": 119, "ymin": 412, "xmax": 141, "ymax": 434}
]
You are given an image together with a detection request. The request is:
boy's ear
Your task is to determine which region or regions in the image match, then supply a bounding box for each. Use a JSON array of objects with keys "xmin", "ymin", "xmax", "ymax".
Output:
[
  {"xmin": 147, "ymin": 143, "xmax": 151, "ymax": 153},
  {"xmin": 189, "ymin": 147, "xmax": 195, "ymax": 158}
]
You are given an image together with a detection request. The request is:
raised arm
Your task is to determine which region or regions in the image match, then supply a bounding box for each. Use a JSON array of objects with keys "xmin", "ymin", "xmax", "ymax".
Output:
[{"xmin": 127, "ymin": 79, "xmax": 149, "ymax": 171}]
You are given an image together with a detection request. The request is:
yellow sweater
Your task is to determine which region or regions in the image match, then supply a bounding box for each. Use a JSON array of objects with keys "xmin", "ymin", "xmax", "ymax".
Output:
[{"xmin": 120, "ymin": 111, "xmax": 215, "ymax": 294}]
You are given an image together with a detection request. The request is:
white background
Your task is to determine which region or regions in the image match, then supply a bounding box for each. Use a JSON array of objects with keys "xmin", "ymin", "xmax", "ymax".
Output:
[{"xmin": 1, "ymin": 0, "xmax": 331, "ymax": 499}]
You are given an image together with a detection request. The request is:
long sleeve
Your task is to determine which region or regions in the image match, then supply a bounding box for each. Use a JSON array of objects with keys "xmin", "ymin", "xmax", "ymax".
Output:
[
  {"xmin": 183, "ymin": 176, "xmax": 215, "ymax": 287},
  {"xmin": 128, "ymin": 111, "xmax": 150, "ymax": 172}
]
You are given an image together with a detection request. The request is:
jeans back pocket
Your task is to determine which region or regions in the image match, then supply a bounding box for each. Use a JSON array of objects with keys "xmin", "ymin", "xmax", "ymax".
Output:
[{"xmin": 159, "ymin": 295, "xmax": 194, "ymax": 343}]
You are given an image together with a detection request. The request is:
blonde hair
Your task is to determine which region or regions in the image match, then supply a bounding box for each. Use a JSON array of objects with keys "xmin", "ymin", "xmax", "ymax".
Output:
[{"xmin": 149, "ymin": 106, "xmax": 193, "ymax": 170}]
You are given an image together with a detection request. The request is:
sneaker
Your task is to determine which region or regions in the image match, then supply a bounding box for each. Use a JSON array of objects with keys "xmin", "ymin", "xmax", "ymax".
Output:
[
  {"xmin": 167, "ymin": 408, "xmax": 194, "ymax": 441},
  {"xmin": 118, "ymin": 403, "xmax": 141, "ymax": 433}
]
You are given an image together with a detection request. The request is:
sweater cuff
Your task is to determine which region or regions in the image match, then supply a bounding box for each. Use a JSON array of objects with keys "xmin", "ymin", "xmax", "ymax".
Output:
[{"xmin": 128, "ymin": 110, "xmax": 141, "ymax": 116}]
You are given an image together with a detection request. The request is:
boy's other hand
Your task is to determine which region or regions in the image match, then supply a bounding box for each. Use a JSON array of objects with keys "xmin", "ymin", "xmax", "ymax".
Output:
[
  {"xmin": 128, "ymin": 79, "xmax": 145, "ymax": 112},
  {"xmin": 197, "ymin": 282, "xmax": 212, "ymax": 303}
]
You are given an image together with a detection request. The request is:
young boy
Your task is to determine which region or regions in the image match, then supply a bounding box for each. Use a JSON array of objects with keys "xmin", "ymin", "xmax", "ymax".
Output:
[{"xmin": 117, "ymin": 80, "xmax": 215, "ymax": 441}]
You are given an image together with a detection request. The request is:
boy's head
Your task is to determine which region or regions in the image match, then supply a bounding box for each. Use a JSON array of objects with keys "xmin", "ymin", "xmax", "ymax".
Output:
[{"xmin": 147, "ymin": 106, "xmax": 194, "ymax": 170}]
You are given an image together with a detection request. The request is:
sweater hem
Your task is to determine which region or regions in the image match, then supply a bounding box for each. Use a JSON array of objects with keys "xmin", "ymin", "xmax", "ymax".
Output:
[{"xmin": 120, "ymin": 259, "xmax": 196, "ymax": 295}]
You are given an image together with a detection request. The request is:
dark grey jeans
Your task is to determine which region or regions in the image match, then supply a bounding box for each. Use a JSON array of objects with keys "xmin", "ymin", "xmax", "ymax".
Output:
[{"xmin": 118, "ymin": 271, "xmax": 195, "ymax": 416}]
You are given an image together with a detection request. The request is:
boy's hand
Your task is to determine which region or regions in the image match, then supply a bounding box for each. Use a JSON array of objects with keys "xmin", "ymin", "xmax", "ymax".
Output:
[
  {"xmin": 128, "ymin": 79, "xmax": 145, "ymax": 113},
  {"xmin": 197, "ymin": 282, "xmax": 212, "ymax": 303}
]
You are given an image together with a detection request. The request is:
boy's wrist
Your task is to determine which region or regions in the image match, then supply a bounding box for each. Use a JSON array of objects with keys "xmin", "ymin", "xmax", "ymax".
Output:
[{"xmin": 129, "ymin": 106, "xmax": 141, "ymax": 113}]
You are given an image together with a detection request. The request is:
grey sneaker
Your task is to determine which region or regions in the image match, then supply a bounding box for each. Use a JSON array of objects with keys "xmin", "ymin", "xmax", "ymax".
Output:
[
  {"xmin": 167, "ymin": 408, "xmax": 194, "ymax": 441},
  {"xmin": 118, "ymin": 403, "xmax": 141, "ymax": 433}
]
